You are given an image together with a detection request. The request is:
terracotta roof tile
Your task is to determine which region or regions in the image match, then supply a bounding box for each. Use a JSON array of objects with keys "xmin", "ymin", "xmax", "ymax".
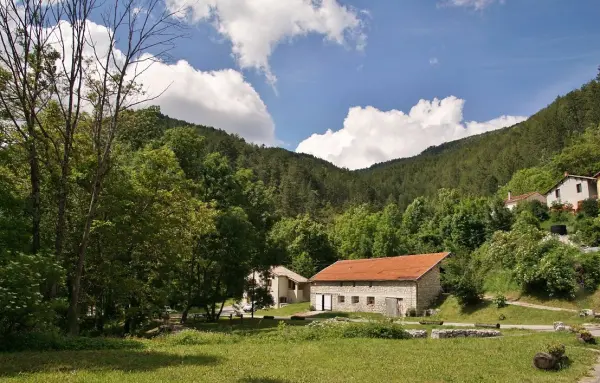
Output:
[
  {"xmin": 505, "ymin": 192, "xmax": 543, "ymax": 204},
  {"xmin": 310, "ymin": 252, "xmax": 451, "ymax": 282}
]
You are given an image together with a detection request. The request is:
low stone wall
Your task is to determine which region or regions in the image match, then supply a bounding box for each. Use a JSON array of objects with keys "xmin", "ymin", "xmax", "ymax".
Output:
[
  {"xmin": 431, "ymin": 329, "xmax": 501, "ymax": 339},
  {"xmin": 406, "ymin": 330, "xmax": 427, "ymax": 338}
]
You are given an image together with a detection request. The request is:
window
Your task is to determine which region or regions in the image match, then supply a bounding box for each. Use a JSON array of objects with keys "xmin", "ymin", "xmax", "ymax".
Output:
[
  {"xmin": 280, "ymin": 297, "xmax": 287, "ymax": 303},
  {"xmin": 555, "ymin": 189, "xmax": 561, "ymax": 198},
  {"xmin": 338, "ymin": 296, "xmax": 345, "ymax": 303},
  {"xmin": 352, "ymin": 281, "xmax": 356, "ymax": 287},
  {"xmin": 288, "ymin": 280, "xmax": 295, "ymax": 290},
  {"xmin": 577, "ymin": 183, "xmax": 582, "ymax": 193},
  {"xmin": 367, "ymin": 297, "xmax": 375, "ymax": 305},
  {"xmin": 266, "ymin": 279, "xmax": 272, "ymax": 287},
  {"xmin": 351, "ymin": 296, "xmax": 359, "ymax": 304},
  {"xmin": 369, "ymin": 282, "xmax": 373, "ymax": 288},
  {"xmin": 339, "ymin": 282, "xmax": 343, "ymax": 287}
]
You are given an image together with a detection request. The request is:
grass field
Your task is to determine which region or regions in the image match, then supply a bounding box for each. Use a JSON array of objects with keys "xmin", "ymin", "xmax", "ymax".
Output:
[
  {"xmin": 0, "ymin": 330, "xmax": 598, "ymax": 383},
  {"xmin": 412, "ymin": 296, "xmax": 588, "ymax": 325},
  {"xmin": 255, "ymin": 302, "xmax": 310, "ymax": 317}
]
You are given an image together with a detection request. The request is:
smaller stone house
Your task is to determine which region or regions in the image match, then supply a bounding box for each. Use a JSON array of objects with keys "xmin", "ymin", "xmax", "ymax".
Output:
[
  {"xmin": 246, "ymin": 266, "xmax": 310, "ymax": 308},
  {"xmin": 545, "ymin": 172, "xmax": 599, "ymax": 210},
  {"xmin": 309, "ymin": 252, "xmax": 450, "ymax": 317},
  {"xmin": 504, "ymin": 191, "xmax": 547, "ymax": 211}
]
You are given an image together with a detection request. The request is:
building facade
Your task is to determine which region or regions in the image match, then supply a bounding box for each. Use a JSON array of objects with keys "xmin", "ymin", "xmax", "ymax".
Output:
[
  {"xmin": 545, "ymin": 173, "xmax": 599, "ymax": 210},
  {"xmin": 504, "ymin": 191, "xmax": 547, "ymax": 211},
  {"xmin": 246, "ymin": 266, "xmax": 310, "ymax": 308},
  {"xmin": 309, "ymin": 253, "xmax": 449, "ymax": 317}
]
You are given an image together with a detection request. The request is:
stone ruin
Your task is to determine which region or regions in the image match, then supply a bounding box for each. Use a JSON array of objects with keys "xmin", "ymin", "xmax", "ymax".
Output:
[{"xmin": 431, "ymin": 329, "xmax": 502, "ymax": 339}]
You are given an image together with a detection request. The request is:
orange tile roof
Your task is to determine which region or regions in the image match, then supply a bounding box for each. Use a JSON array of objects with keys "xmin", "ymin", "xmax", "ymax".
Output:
[
  {"xmin": 505, "ymin": 191, "xmax": 543, "ymax": 204},
  {"xmin": 310, "ymin": 252, "xmax": 451, "ymax": 282}
]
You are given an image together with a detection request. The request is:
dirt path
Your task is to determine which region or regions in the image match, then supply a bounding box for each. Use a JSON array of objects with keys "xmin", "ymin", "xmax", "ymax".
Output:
[{"xmin": 483, "ymin": 295, "xmax": 579, "ymax": 313}]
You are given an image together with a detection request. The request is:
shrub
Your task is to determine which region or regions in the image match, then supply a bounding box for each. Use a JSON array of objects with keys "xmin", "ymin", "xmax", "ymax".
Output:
[
  {"xmin": 0, "ymin": 252, "xmax": 64, "ymax": 338},
  {"xmin": 580, "ymin": 199, "xmax": 599, "ymax": 218},
  {"xmin": 546, "ymin": 342, "xmax": 565, "ymax": 358},
  {"xmin": 492, "ymin": 294, "xmax": 507, "ymax": 308},
  {"xmin": 575, "ymin": 252, "xmax": 600, "ymax": 291},
  {"xmin": 515, "ymin": 200, "xmax": 549, "ymax": 222},
  {"xmin": 538, "ymin": 245, "xmax": 577, "ymax": 298},
  {"xmin": 341, "ymin": 322, "xmax": 410, "ymax": 340},
  {"xmin": 443, "ymin": 256, "xmax": 485, "ymax": 306},
  {"xmin": 573, "ymin": 217, "xmax": 600, "ymax": 247}
]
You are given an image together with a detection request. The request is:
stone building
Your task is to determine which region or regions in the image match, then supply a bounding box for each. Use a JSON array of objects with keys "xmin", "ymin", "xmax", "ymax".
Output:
[
  {"xmin": 309, "ymin": 252, "xmax": 450, "ymax": 316},
  {"xmin": 246, "ymin": 266, "xmax": 310, "ymax": 308}
]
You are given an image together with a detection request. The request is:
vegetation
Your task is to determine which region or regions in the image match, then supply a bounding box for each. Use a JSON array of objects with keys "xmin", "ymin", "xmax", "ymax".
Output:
[
  {"xmin": 255, "ymin": 302, "xmax": 311, "ymax": 317},
  {"xmin": 0, "ymin": 330, "xmax": 598, "ymax": 383}
]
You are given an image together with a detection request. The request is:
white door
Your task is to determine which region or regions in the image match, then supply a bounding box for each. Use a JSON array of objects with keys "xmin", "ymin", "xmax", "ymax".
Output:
[
  {"xmin": 324, "ymin": 294, "xmax": 332, "ymax": 311},
  {"xmin": 315, "ymin": 294, "xmax": 323, "ymax": 311}
]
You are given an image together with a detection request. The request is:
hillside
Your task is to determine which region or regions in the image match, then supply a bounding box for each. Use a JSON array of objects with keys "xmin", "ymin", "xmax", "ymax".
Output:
[{"xmin": 157, "ymin": 78, "xmax": 600, "ymax": 216}]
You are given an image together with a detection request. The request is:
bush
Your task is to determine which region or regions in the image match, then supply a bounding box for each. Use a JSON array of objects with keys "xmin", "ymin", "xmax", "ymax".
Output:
[
  {"xmin": 580, "ymin": 199, "xmax": 599, "ymax": 218},
  {"xmin": 546, "ymin": 342, "xmax": 565, "ymax": 358},
  {"xmin": 575, "ymin": 252, "xmax": 600, "ymax": 291},
  {"xmin": 538, "ymin": 245, "xmax": 577, "ymax": 298},
  {"xmin": 0, "ymin": 252, "xmax": 64, "ymax": 338},
  {"xmin": 443, "ymin": 256, "xmax": 485, "ymax": 306},
  {"xmin": 573, "ymin": 217, "xmax": 600, "ymax": 247},
  {"xmin": 492, "ymin": 294, "xmax": 507, "ymax": 308},
  {"xmin": 515, "ymin": 200, "xmax": 549, "ymax": 222}
]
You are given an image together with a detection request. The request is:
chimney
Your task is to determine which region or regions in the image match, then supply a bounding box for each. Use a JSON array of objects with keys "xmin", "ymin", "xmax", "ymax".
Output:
[{"xmin": 508, "ymin": 191, "xmax": 512, "ymax": 200}]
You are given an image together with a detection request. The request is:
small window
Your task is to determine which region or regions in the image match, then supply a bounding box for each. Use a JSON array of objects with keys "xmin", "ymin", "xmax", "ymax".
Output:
[
  {"xmin": 369, "ymin": 281, "xmax": 373, "ymax": 288},
  {"xmin": 367, "ymin": 297, "xmax": 375, "ymax": 305},
  {"xmin": 352, "ymin": 282, "xmax": 356, "ymax": 287},
  {"xmin": 577, "ymin": 183, "xmax": 582, "ymax": 193},
  {"xmin": 339, "ymin": 282, "xmax": 343, "ymax": 287},
  {"xmin": 338, "ymin": 296, "xmax": 345, "ymax": 303},
  {"xmin": 280, "ymin": 297, "xmax": 287, "ymax": 303},
  {"xmin": 288, "ymin": 280, "xmax": 295, "ymax": 290},
  {"xmin": 266, "ymin": 279, "xmax": 272, "ymax": 287},
  {"xmin": 555, "ymin": 189, "xmax": 561, "ymax": 198},
  {"xmin": 351, "ymin": 296, "xmax": 359, "ymax": 304}
]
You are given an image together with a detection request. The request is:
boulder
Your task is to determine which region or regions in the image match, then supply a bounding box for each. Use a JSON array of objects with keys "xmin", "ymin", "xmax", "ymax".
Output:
[
  {"xmin": 533, "ymin": 352, "xmax": 556, "ymax": 370},
  {"xmin": 580, "ymin": 309, "xmax": 595, "ymax": 317},
  {"xmin": 553, "ymin": 321, "xmax": 567, "ymax": 331}
]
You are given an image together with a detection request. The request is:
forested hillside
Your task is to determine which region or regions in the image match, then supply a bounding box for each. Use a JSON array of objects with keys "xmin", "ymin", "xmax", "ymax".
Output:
[{"xmin": 155, "ymin": 78, "xmax": 600, "ymax": 215}]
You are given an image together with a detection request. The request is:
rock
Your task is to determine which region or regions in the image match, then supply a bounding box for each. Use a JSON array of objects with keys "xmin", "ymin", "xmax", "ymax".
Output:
[
  {"xmin": 406, "ymin": 330, "xmax": 427, "ymax": 338},
  {"xmin": 580, "ymin": 309, "xmax": 595, "ymax": 317},
  {"xmin": 553, "ymin": 321, "xmax": 567, "ymax": 331},
  {"xmin": 431, "ymin": 329, "xmax": 501, "ymax": 339},
  {"xmin": 533, "ymin": 352, "xmax": 556, "ymax": 370}
]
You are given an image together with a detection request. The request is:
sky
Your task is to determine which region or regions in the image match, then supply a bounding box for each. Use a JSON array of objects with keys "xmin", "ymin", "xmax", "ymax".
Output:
[{"xmin": 93, "ymin": 0, "xmax": 600, "ymax": 170}]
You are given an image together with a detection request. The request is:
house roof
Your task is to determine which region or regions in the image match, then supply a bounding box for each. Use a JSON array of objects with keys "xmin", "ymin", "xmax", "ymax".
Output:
[
  {"xmin": 594, "ymin": 172, "xmax": 600, "ymax": 179},
  {"xmin": 505, "ymin": 192, "xmax": 544, "ymax": 204},
  {"xmin": 545, "ymin": 174, "xmax": 598, "ymax": 195},
  {"xmin": 271, "ymin": 266, "xmax": 308, "ymax": 283},
  {"xmin": 310, "ymin": 252, "xmax": 451, "ymax": 282}
]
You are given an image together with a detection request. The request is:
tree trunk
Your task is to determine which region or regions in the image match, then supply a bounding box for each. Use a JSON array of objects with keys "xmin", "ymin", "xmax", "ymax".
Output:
[
  {"xmin": 28, "ymin": 141, "xmax": 41, "ymax": 254},
  {"xmin": 67, "ymin": 174, "xmax": 102, "ymax": 335},
  {"xmin": 181, "ymin": 307, "xmax": 189, "ymax": 324}
]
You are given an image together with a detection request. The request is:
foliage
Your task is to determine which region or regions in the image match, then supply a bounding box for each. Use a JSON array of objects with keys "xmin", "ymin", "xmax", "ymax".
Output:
[
  {"xmin": 493, "ymin": 294, "xmax": 507, "ymax": 308},
  {"xmin": 575, "ymin": 252, "xmax": 600, "ymax": 291},
  {"xmin": 515, "ymin": 200, "xmax": 550, "ymax": 222},
  {"xmin": 0, "ymin": 252, "xmax": 64, "ymax": 337},
  {"xmin": 579, "ymin": 199, "xmax": 599, "ymax": 218},
  {"xmin": 0, "ymin": 332, "xmax": 143, "ymax": 352},
  {"xmin": 573, "ymin": 217, "xmax": 600, "ymax": 247},
  {"xmin": 442, "ymin": 255, "xmax": 485, "ymax": 306},
  {"xmin": 546, "ymin": 342, "xmax": 566, "ymax": 358}
]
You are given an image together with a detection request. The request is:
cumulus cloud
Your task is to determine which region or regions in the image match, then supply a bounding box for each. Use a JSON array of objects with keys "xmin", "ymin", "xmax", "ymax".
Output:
[
  {"xmin": 46, "ymin": 19, "xmax": 275, "ymax": 145},
  {"xmin": 134, "ymin": 58, "xmax": 275, "ymax": 144},
  {"xmin": 429, "ymin": 57, "xmax": 439, "ymax": 65},
  {"xmin": 295, "ymin": 96, "xmax": 527, "ymax": 170},
  {"xmin": 440, "ymin": 0, "xmax": 504, "ymax": 10},
  {"xmin": 165, "ymin": 0, "xmax": 367, "ymax": 84}
]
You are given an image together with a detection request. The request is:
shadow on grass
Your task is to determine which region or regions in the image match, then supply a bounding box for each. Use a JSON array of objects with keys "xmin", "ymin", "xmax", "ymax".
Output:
[
  {"xmin": 460, "ymin": 300, "xmax": 493, "ymax": 315},
  {"xmin": 186, "ymin": 318, "xmax": 308, "ymax": 334},
  {"xmin": 0, "ymin": 349, "xmax": 220, "ymax": 377}
]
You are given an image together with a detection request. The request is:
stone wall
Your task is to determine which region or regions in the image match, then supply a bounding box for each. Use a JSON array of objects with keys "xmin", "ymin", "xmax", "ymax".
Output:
[
  {"xmin": 310, "ymin": 280, "xmax": 417, "ymax": 315},
  {"xmin": 417, "ymin": 266, "xmax": 442, "ymax": 311},
  {"xmin": 431, "ymin": 329, "xmax": 501, "ymax": 339}
]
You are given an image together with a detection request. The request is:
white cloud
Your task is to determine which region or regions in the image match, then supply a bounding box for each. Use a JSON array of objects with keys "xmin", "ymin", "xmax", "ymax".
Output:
[
  {"xmin": 165, "ymin": 0, "xmax": 367, "ymax": 84},
  {"xmin": 134, "ymin": 57, "xmax": 275, "ymax": 144},
  {"xmin": 295, "ymin": 96, "xmax": 527, "ymax": 170},
  {"xmin": 429, "ymin": 57, "xmax": 439, "ymax": 65},
  {"xmin": 441, "ymin": 0, "xmax": 503, "ymax": 10},
  {"xmin": 47, "ymin": 19, "xmax": 275, "ymax": 145}
]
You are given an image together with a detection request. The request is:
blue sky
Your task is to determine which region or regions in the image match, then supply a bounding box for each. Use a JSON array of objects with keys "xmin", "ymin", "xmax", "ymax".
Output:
[{"xmin": 122, "ymin": 0, "xmax": 600, "ymax": 169}]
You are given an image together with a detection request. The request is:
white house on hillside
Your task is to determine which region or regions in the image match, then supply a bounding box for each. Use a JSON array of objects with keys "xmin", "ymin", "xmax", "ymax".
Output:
[
  {"xmin": 545, "ymin": 172, "xmax": 600, "ymax": 210},
  {"xmin": 246, "ymin": 266, "xmax": 310, "ymax": 308}
]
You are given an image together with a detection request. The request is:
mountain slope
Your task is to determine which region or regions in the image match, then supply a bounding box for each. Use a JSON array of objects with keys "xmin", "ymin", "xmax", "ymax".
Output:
[{"xmin": 155, "ymin": 78, "xmax": 600, "ymax": 215}]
